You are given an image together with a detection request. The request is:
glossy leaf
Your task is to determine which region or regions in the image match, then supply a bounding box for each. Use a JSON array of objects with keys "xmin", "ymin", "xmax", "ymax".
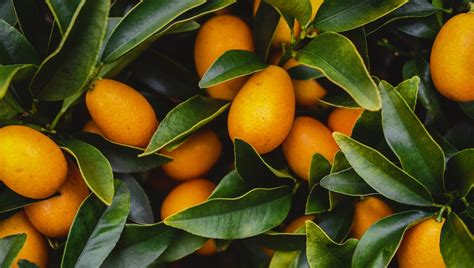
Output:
[
  {"xmin": 287, "ymin": 65, "xmax": 324, "ymax": 80},
  {"xmin": 314, "ymin": 0, "xmax": 408, "ymax": 32},
  {"xmin": 46, "ymin": 0, "xmax": 83, "ymax": 34},
  {"xmin": 306, "ymin": 221, "xmax": 358, "ymax": 268},
  {"xmin": 210, "ymin": 170, "xmax": 250, "ymax": 199},
  {"xmin": 0, "ymin": 184, "xmax": 51, "ymax": 213},
  {"xmin": 165, "ymin": 186, "xmax": 293, "ymax": 239},
  {"xmin": 394, "ymin": 15, "xmax": 440, "ymax": 39},
  {"xmin": 253, "ymin": 1, "xmax": 279, "ymax": 61},
  {"xmin": 264, "ymin": 0, "xmax": 312, "ymax": 27},
  {"xmin": 306, "ymin": 185, "xmax": 330, "ymax": 214},
  {"xmin": 440, "ymin": 212, "xmax": 474, "ymax": 268},
  {"xmin": 0, "ymin": 0, "xmax": 16, "ymax": 26},
  {"xmin": 352, "ymin": 210, "xmax": 430, "ymax": 268},
  {"xmin": 308, "ymin": 153, "xmax": 331, "ymax": 188},
  {"xmin": 396, "ymin": 76, "xmax": 419, "ymax": 110},
  {"xmin": 31, "ymin": 0, "xmax": 109, "ymax": 101},
  {"xmin": 117, "ymin": 174, "xmax": 154, "ymax": 224},
  {"xmin": 102, "ymin": 0, "xmax": 205, "ymax": 63},
  {"xmin": 331, "ymin": 151, "xmax": 351, "ymax": 173},
  {"xmin": 0, "ymin": 64, "xmax": 36, "ymax": 99},
  {"xmin": 251, "ymin": 232, "xmax": 306, "ymax": 251},
  {"xmin": 446, "ymin": 149, "xmax": 474, "ymax": 197},
  {"xmin": 317, "ymin": 202, "xmax": 354, "ymax": 243},
  {"xmin": 320, "ymin": 168, "xmax": 375, "ymax": 196},
  {"xmin": 0, "ymin": 91, "xmax": 22, "ymax": 120},
  {"xmin": 269, "ymin": 250, "xmax": 307, "ymax": 268},
  {"xmin": 60, "ymin": 138, "xmax": 114, "ymax": 205},
  {"xmin": 164, "ymin": 20, "xmax": 200, "ymax": 35},
  {"xmin": 0, "ymin": 19, "xmax": 39, "ymax": 64},
  {"xmin": 157, "ymin": 231, "xmax": 207, "ymax": 262},
  {"xmin": 61, "ymin": 180, "xmax": 130, "ymax": 268},
  {"xmin": 334, "ymin": 133, "xmax": 433, "ymax": 206},
  {"xmin": 351, "ymin": 110, "xmax": 384, "ymax": 149},
  {"xmin": 199, "ymin": 50, "xmax": 267, "ymax": 88},
  {"xmin": 103, "ymin": 223, "xmax": 175, "ymax": 267},
  {"xmin": 0, "ymin": 234, "xmax": 26, "ymax": 268},
  {"xmin": 142, "ymin": 95, "xmax": 229, "ymax": 155},
  {"xmin": 380, "ymin": 81, "xmax": 445, "ymax": 194},
  {"xmin": 296, "ymin": 32, "xmax": 380, "ymax": 111}
]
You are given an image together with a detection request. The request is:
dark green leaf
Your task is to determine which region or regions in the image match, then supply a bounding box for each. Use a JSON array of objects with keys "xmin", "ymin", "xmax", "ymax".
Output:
[
  {"xmin": 331, "ymin": 151, "xmax": 351, "ymax": 173},
  {"xmin": 251, "ymin": 232, "xmax": 306, "ymax": 251},
  {"xmin": 308, "ymin": 153, "xmax": 331, "ymax": 188},
  {"xmin": 317, "ymin": 201, "xmax": 354, "ymax": 243},
  {"xmin": 61, "ymin": 180, "xmax": 130, "ymax": 268},
  {"xmin": 334, "ymin": 133, "xmax": 433, "ymax": 206},
  {"xmin": 320, "ymin": 168, "xmax": 375, "ymax": 196},
  {"xmin": 157, "ymin": 231, "xmax": 207, "ymax": 262},
  {"xmin": 210, "ymin": 170, "xmax": 250, "ymax": 199},
  {"xmin": 164, "ymin": 20, "xmax": 200, "ymax": 35},
  {"xmin": 0, "ymin": 91, "xmax": 23, "ymax": 120},
  {"xmin": 0, "ymin": 64, "xmax": 36, "ymax": 99},
  {"xmin": 459, "ymin": 101, "xmax": 474, "ymax": 120},
  {"xmin": 351, "ymin": 110, "xmax": 384, "ymax": 149},
  {"xmin": 394, "ymin": 15, "xmax": 440, "ymax": 39},
  {"xmin": 0, "ymin": 234, "xmax": 26, "ymax": 268},
  {"xmin": 165, "ymin": 186, "xmax": 293, "ymax": 239},
  {"xmin": 0, "ymin": 0, "xmax": 16, "ymax": 26},
  {"xmin": 253, "ymin": 1, "xmax": 279, "ymax": 61},
  {"xmin": 306, "ymin": 185, "xmax": 330, "ymax": 214},
  {"xmin": 396, "ymin": 76, "xmax": 419, "ymax": 110},
  {"xmin": 320, "ymin": 90, "xmax": 360, "ymax": 109},
  {"xmin": 117, "ymin": 174, "xmax": 154, "ymax": 224},
  {"xmin": 264, "ymin": 0, "xmax": 312, "ymax": 27},
  {"xmin": 445, "ymin": 122, "xmax": 474, "ymax": 150},
  {"xmin": 296, "ymin": 32, "xmax": 380, "ymax": 111},
  {"xmin": 60, "ymin": 138, "xmax": 114, "ymax": 205},
  {"xmin": 46, "ymin": 0, "xmax": 82, "ymax": 34},
  {"xmin": 142, "ymin": 95, "xmax": 229, "ymax": 156},
  {"xmin": 306, "ymin": 221, "xmax": 357, "ymax": 268},
  {"xmin": 269, "ymin": 250, "xmax": 307, "ymax": 268},
  {"xmin": 0, "ymin": 19, "xmax": 39, "ymax": 64},
  {"xmin": 16, "ymin": 260, "xmax": 38, "ymax": 268},
  {"xmin": 446, "ymin": 149, "xmax": 474, "ymax": 197},
  {"xmin": 440, "ymin": 212, "xmax": 474, "ymax": 268},
  {"xmin": 287, "ymin": 65, "xmax": 324, "ymax": 80},
  {"xmin": 380, "ymin": 81, "xmax": 445, "ymax": 194},
  {"xmin": 0, "ymin": 184, "xmax": 51, "ymax": 213},
  {"xmin": 314, "ymin": 0, "xmax": 408, "ymax": 32},
  {"xmin": 199, "ymin": 50, "xmax": 267, "ymax": 88}
]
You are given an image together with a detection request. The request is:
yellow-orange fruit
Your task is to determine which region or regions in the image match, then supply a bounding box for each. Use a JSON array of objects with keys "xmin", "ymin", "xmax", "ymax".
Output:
[
  {"xmin": 194, "ymin": 15, "xmax": 255, "ymax": 100},
  {"xmin": 397, "ymin": 218, "xmax": 446, "ymax": 268},
  {"xmin": 228, "ymin": 65, "xmax": 295, "ymax": 154},
  {"xmin": 25, "ymin": 160, "xmax": 90, "ymax": 238},
  {"xmin": 86, "ymin": 79, "xmax": 158, "ymax": 148},
  {"xmin": 350, "ymin": 197, "xmax": 393, "ymax": 239},
  {"xmin": 327, "ymin": 108, "xmax": 363, "ymax": 136},
  {"xmin": 282, "ymin": 117, "xmax": 339, "ymax": 180},
  {"xmin": 430, "ymin": 13, "xmax": 474, "ymax": 101},
  {"xmin": 285, "ymin": 215, "xmax": 315, "ymax": 233},
  {"xmin": 0, "ymin": 125, "xmax": 67, "ymax": 199},
  {"xmin": 83, "ymin": 120, "xmax": 103, "ymax": 135},
  {"xmin": 161, "ymin": 129, "xmax": 222, "ymax": 181},
  {"xmin": 284, "ymin": 58, "xmax": 327, "ymax": 106},
  {"xmin": 0, "ymin": 211, "xmax": 48, "ymax": 268},
  {"xmin": 196, "ymin": 239, "xmax": 218, "ymax": 256}
]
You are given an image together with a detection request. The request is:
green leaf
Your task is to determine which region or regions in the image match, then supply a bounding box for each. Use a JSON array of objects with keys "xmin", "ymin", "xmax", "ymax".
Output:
[
  {"xmin": 264, "ymin": 0, "xmax": 312, "ymax": 27},
  {"xmin": 61, "ymin": 180, "xmax": 130, "ymax": 268},
  {"xmin": 117, "ymin": 174, "xmax": 154, "ymax": 224},
  {"xmin": 0, "ymin": 234, "xmax": 26, "ymax": 268},
  {"xmin": 102, "ymin": 0, "xmax": 205, "ymax": 63},
  {"xmin": 306, "ymin": 185, "xmax": 330, "ymax": 214},
  {"xmin": 394, "ymin": 15, "xmax": 440, "ymax": 39},
  {"xmin": 306, "ymin": 221, "xmax": 358, "ymax": 268},
  {"xmin": 253, "ymin": 2, "xmax": 279, "ymax": 61},
  {"xmin": 352, "ymin": 210, "xmax": 431, "ymax": 268},
  {"xmin": 157, "ymin": 231, "xmax": 207, "ymax": 262},
  {"xmin": 440, "ymin": 212, "xmax": 474, "ymax": 268},
  {"xmin": 314, "ymin": 0, "xmax": 408, "ymax": 32},
  {"xmin": 60, "ymin": 138, "xmax": 114, "ymax": 206},
  {"xmin": 459, "ymin": 101, "xmax": 474, "ymax": 120},
  {"xmin": 165, "ymin": 186, "xmax": 293, "ymax": 239},
  {"xmin": 46, "ymin": 0, "xmax": 82, "ymax": 35},
  {"xmin": 308, "ymin": 153, "xmax": 332, "ymax": 188},
  {"xmin": 296, "ymin": 32, "xmax": 380, "ymax": 111},
  {"xmin": 351, "ymin": 110, "xmax": 384, "ymax": 149},
  {"xmin": 269, "ymin": 250, "xmax": 307, "ymax": 268},
  {"xmin": 396, "ymin": 76, "xmax": 419, "ymax": 110},
  {"xmin": 0, "ymin": 91, "xmax": 22, "ymax": 120},
  {"xmin": 317, "ymin": 201, "xmax": 354, "ymax": 243},
  {"xmin": 30, "ymin": 0, "xmax": 109, "ymax": 101},
  {"xmin": 287, "ymin": 65, "xmax": 324, "ymax": 80},
  {"xmin": 142, "ymin": 95, "xmax": 229, "ymax": 155},
  {"xmin": 78, "ymin": 133, "xmax": 171, "ymax": 173},
  {"xmin": 0, "ymin": 19, "xmax": 39, "ymax": 64},
  {"xmin": 210, "ymin": 170, "xmax": 250, "ymax": 199},
  {"xmin": 0, "ymin": 0, "xmax": 16, "ymax": 26},
  {"xmin": 164, "ymin": 20, "xmax": 200, "ymax": 35},
  {"xmin": 320, "ymin": 168, "xmax": 375, "ymax": 196},
  {"xmin": 250, "ymin": 232, "xmax": 306, "ymax": 251},
  {"xmin": 0, "ymin": 64, "xmax": 36, "ymax": 99},
  {"xmin": 0, "ymin": 184, "xmax": 52, "ymax": 213},
  {"xmin": 380, "ymin": 81, "xmax": 445, "ymax": 195},
  {"xmin": 446, "ymin": 149, "xmax": 474, "ymax": 197},
  {"xmin": 16, "ymin": 260, "xmax": 38, "ymax": 268},
  {"xmin": 333, "ymin": 133, "xmax": 433, "ymax": 206},
  {"xmin": 198, "ymin": 50, "xmax": 267, "ymax": 88},
  {"xmin": 342, "ymin": 27, "xmax": 370, "ymax": 68},
  {"xmin": 331, "ymin": 151, "xmax": 351, "ymax": 173},
  {"xmin": 102, "ymin": 223, "xmax": 175, "ymax": 267}
]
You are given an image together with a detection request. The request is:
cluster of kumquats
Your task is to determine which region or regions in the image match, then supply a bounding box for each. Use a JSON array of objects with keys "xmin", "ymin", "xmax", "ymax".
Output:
[{"xmin": 1, "ymin": 0, "xmax": 472, "ymax": 267}]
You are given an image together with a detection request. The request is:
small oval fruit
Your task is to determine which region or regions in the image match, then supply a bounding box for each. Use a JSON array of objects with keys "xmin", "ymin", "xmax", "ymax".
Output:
[
  {"xmin": 350, "ymin": 196, "xmax": 393, "ymax": 239},
  {"xmin": 284, "ymin": 58, "xmax": 327, "ymax": 106},
  {"xmin": 194, "ymin": 15, "xmax": 255, "ymax": 100},
  {"xmin": 161, "ymin": 129, "xmax": 222, "ymax": 181},
  {"xmin": 196, "ymin": 239, "xmax": 218, "ymax": 256},
  {"xmin": 83, "ymin": 120, "xmax": 103, "ymax": 135},
  {"xmin": 285, "ymin": 215, "xmax": 315, "ymax": 233},
  {"xmin": 430, "ymin": 13, "xmax": 474, "ymax": 101},
  {"xmin": 327, "ymin": 108, "xmax": 363, "ymax": 136},
  {"xmin": 86, "ymin": 79, "xmax": 158, "ymax": 148},
  {"xmin": 228, "ymin": 65, "xmax": 295, "ymax": 154},
  {"xmin": 0, "ymin": 211, "xmax": 48, "ymax": 268},
  {"xmin": 25, "ymin": 160, "xmax": 90, "ymax": 238},
  {"xmin": 397, "ymin": 218, "xmax": 446, "ymax": 268},
  {"xmin": 0, "ymin": 125, "xmax": 67, "ymax": 199},
  {"xmin": 282, "ymin": 117, "xmax": 339, "ymax": 180}
]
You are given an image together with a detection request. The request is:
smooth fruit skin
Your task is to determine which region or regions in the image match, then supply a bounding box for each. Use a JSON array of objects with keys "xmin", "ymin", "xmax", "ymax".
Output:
[
  {"xmin": 161, "ymin": 129, "xmax": 222, "ymax": 181},
  {"xmin": 25, "ymin": 160, "xmax": 90, "ymax": 238},
  {"xmin": 196, "ymin": 239, "xmax": 218, "ymax": 256},
  {"xmin": 0, "ymin": 125, "xmax": 68, "ymax": 199},
  {"xmin": 285, "ymin": 215, "xmax": 315, "ymax": 233},
  {"xmin": 397, "ymin": 218, "xmax": 446, "ymax": 268},
  {"xmin": 430, "ymin": 13, "xmax": 474, "ymax": 101},
  {"xmin": 284, "ymin": 58, "xmax": 327, "ymax": 106},
  {"xmin": 86, "ymin": 79, "xmax": 158, "ymax": 148},
  {"xmin": 194, "ymin": 15, "xmax": 255, "ymax": 100},
  {"xmin": 350, "ymin": 196, "xmax": 393, "ymax": 239},
  {"xmin": 82, "ymin": 120, "xmax": 103, "ymax": 135},
  {"xmin": 228, "ymin": 65, "xmax": 295, "ymax": 154},
  {"xmin": 282, "ymin": 117, "xmax": 339, "ymax": 180},
  {"xmin": 0, "ymin": 211, "xmax": 48, "ymax": 268},
  {"xmin": 327, "ymin": 108, "xmax": 363, "ymax": 136}
]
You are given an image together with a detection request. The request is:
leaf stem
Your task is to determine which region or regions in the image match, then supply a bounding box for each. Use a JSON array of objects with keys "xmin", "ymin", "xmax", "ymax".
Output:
[
  {"xmin": 469, "ymin": 2, "xmax": 474, "ymax": 13},
  {"xmin": 436, "ymin": 206, "xmax": 449, "ymax": 222}
]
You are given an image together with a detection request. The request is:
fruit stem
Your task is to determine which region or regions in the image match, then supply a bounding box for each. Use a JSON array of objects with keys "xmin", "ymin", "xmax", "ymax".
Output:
[{"xmin": 436, "ymin": 206, "xmax": 449, "ymax": 222}]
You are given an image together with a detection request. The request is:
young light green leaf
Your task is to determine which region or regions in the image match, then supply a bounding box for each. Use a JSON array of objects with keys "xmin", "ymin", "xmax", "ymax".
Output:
[
  {"xmin": 396, "ymin": 76, "xmax": 419, "ymax": 110},
  {"xmin": 142, "ymin": 95, "xmax": 229, "ymax": 156},
  {"xmin": 264, "ymin": 0, "xmax": 312, "ymax": 27},
  {"xmin": 157, "ymin": 231, "xmax": 207, "ymax": 262},
  {"xmin": 165, "ymin": 186, "xmax": 293, "ymax": 239},
  {"xmin": 253, "ymin": 1, "xmax": 279, "ymax": 61},
  {"xmin": 314, "ymin": 0, "xmax": 408, "ymax": 32},
  {"xmin": 320, "ymin": 168, "xmax": 375, "ymax": 196},
  {"xmin": 334, "ymin": 133, "xmax": 433, "ymax": 206},
  {"xmin": 352, "ymin": 210, "xmax": 431, "ymax": 268},
  {"xmin": 62, "ymin": 180, "xmax": 130, "ymax": 268},
  {"xmin": 60, "ymin": 138, "xmax": 114, "ymax": 206},
  {"xmin": 440, "ymin": 212, "xmax": 474, "ymax": 268},
  {"xmin": 45, "ymin": 0, "xmax": 83, "ymax": 35},
  {"xmin": 380, "ymin": 81, "xmax": 445, "ymax": 194},
  {"xmin": 446, "ymin": 149, "xmax": 474, "ymax": 197},
  {"xmin": 0, "ymin": 234, "xmax": 26, "ymax": 268},
  {"xmin": 199, "ymin": 50, "xmax": 267, "ymax": 88},
  {"xmin": 306, "ymin": 221, "xmax": 358, "ymax": 268},
  {"xmin": 296, "ymin": 32, "xmax": 380, "ymax": 111},
  {"xmin": 0, "ymin": 19, "xmax": 39, "ymax": 64},
  {"xmin": 0, "ymin": 64, "xmax": 36, "ymax": 99}
]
